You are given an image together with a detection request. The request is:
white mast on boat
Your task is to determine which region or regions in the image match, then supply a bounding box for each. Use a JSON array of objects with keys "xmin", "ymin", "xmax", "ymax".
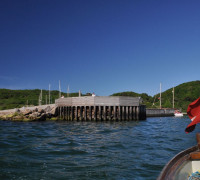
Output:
[
  {"xmin": 49, "ymin": 84, "xmax": 51, "ymax": 104},
  {"xmin": 67, "ymin": 85, "xmax": 70, "ymax": 97},
  {"xmin": 172, "ymin": 87, "xmax": 175, "ymax": 109},
  {"xmin": 41, "ymin": 89, "xmax": 42, "ymax": 105},
  {"xmin": 59, "ymin": 80, "xmax": 61, "ymax": 98},
  {"xmin": 39, "ymin": 89, "xmax": 42, "ymax": 106},
  {"xmin": 46, "ymin": 95, "xmax": 47, "ymax": 105},
  {"xmin": 160, "ymin": 83, "xmax": 162, "ymax": 109}
]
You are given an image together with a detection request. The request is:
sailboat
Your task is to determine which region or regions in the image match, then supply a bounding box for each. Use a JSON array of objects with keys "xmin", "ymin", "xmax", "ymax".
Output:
[{"xmin": 174, "ymin": 110, "xmax": 184, "ymax": 117}]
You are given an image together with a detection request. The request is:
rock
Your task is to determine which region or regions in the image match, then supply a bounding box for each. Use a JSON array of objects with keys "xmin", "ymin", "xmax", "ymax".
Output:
[
  {"xmin": 32, "ymin": 108, "xmax": 38, "ymax": 112},
  {"xmin": 38, "ymin": 108, "xmax": 45, "ymax": 113},
  {"xmin": 44, "ymin": 106, "xmax": 51, "ymax": 113},
  {"xmin": 7, "ymin": 114, "xmax": 14, "ymax": 118},
  {"xmin": 14, "ymin": 108, "xmax": 20, "ymax": 113},
  {"xmin": 38, "ymin": 113, "xmax": 46, "ymax": 121},
  {"xmin": 13, "ymin": 115, "xmax": 24, "ymax": 121},
  {"xmin": 50, "ymin": 107, "xmax": 56, "ymax": 115},
  {"xmin": 22, "ymin": 109, "xmax": 32, "ymax": 115},
  {"xmin": 29, "ymin": 112, "xmax": 39, "ymax": 119},
  {"xmin": 46, "ymin": 113, "xmax": 52, "ymax": 119},
  {"xmin": 29, "ymin": 114, "xmax": 34, "ymax": 119},
  {"xmin": 0, "ymin": 105, "xmax": 58, "ymax": 122}
]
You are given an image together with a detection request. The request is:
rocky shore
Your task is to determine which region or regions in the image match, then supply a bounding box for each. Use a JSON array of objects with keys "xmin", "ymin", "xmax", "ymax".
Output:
[{"xmin": 0, "ymin": 104, "xmax": 58, "ymax": 121}]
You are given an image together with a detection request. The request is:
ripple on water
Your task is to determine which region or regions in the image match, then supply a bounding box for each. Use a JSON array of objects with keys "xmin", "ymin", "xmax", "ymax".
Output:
[{"xmin": 0, "ymin": 117, "xmax": 199, "ymax": 180}]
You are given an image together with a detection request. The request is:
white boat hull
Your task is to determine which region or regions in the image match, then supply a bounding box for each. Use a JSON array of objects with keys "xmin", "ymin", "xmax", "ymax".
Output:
[{"xmin": 174, "ymin": 113, "xmax": 183, "ymax": 117}]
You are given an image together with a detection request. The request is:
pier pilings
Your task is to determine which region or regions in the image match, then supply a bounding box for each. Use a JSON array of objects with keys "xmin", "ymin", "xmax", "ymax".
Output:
[{"xmin": 55, "ymin": 96, "xmax": 146, "ymax": 121}]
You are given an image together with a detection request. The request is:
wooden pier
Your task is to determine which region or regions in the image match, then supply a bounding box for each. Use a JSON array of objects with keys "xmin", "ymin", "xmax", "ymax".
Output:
[{"xmin": 55, "ymin": 96, "xmax": 146, "ymax": 121}]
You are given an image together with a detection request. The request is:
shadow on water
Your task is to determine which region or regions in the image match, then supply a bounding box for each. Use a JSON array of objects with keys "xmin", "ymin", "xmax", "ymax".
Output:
[{"xmin": 0, "ymin": 116, "xmax": 199, "ymax": 180}]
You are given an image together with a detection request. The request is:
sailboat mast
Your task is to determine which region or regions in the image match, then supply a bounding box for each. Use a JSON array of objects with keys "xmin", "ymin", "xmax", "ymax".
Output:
[
  {"xmin": 160, "ymin": 83, "xmax": 162, "ymax": 109},
  {"xmin": 49, "ymin": 84, "xmax": 51, "ymax": 104},
  {"xmin": 59, "ymin": 80, "xmax": 61, "ymax": 98},
  {"xmin": 39, "ymin": 89, "xmax": 42, "ymax": 106},
  {"xmin": 38, "ymin": 94, "xmax": 40, "ymax": 106},
  {"xmin": 67, "ymin": 85, "xmax": 70, "ymax": 97},
  {"xmin": 173, "ymin": 87, "xmax": 175, "ymax": 109},
  {"xmin": 41, "ymin": 89, "xmax": 42, "ymax": 105}
]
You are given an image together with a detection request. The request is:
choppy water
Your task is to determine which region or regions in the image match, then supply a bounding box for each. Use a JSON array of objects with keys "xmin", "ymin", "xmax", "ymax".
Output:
[{"xmin": 0, "ymin": 117, "xmax": 199, "ymax": 180}]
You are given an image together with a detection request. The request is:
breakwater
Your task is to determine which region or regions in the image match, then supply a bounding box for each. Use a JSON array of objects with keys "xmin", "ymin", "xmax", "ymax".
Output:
[
  {"xmin": 0, "ymin": 99, "xmax": 176, "ymax": 121},
  {"xmin": 146, "ymin": 108, "xmax": 175, "ymax": 117},
  {"xmin": 0, "ymin": 104, "xmax": 56, "ymax": 121},
  {"xmin": 0, "ymin": 96, "xmax": 146, "ymax": 121}
]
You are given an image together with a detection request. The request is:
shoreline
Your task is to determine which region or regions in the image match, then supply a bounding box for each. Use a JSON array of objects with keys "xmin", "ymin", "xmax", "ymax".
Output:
[{"xmin": 0, "ymin": 106, "xmax": 178, "ymax": 122}]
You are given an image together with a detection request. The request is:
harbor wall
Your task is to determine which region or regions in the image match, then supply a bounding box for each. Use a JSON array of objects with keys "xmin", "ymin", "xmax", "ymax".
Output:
[
  {"xmin": 55, "ymin": 96, "xmax": 146, "ymax": 121},
  {"xmin": 0, "ymin": 103, "xmax": 177, "ymax": 121},
  {"xmin": 146, "ymin": 108, "xmax": 175, "ymax": 117}
]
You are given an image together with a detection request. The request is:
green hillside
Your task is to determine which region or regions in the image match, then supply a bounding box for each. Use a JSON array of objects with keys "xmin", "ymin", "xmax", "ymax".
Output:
[
  {"xmin": 111, "ymin": 91, "xmax": 153, "ymax": 107},
  {"xmin": 0, "ymin": 81, "xmax": 200, "ymax": 111},
  {"xmin": 111, "ymin": 81, "xmax": 200, "ymax": 112},
  {"xmin": 153, "ymin": 80, "xmax": 200, "ymax": 111},
  {"xmin": 0, "ymin": 89, "xmax": 79, "ymax": 110}
]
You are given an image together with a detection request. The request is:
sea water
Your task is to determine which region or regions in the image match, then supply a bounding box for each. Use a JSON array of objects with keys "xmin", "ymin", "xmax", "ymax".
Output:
[{"xmin": 0, "ymin": 116, "xmax": 198, "ymax": 180}]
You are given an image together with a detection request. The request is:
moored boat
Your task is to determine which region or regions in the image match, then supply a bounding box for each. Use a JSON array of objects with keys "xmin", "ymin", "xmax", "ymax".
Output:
[
  {"xmin": 157, "ymin": 133, "xmax": 200, "ymax": 180},
  {"xmin": 174, "ymin": 110, "xmax": 183, "ymax": 117}
]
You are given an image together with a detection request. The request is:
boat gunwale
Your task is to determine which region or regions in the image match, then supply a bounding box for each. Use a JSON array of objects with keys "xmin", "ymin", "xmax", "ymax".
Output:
[{"xmin": 157, "ymin": 145, "xmax": 198, "ymax": 180}]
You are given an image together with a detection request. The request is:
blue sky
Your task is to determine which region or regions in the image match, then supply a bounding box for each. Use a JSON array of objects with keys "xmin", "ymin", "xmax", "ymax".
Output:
[{"xmin": 0, "ymin": 0, "xmax": 200, "ymax": 96}]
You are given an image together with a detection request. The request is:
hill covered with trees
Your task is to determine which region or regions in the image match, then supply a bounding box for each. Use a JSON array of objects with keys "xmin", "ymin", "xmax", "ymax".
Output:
[
  {"xmin": 153, "ymin": 80, "xmax": 200, "ymax": 111},
  {"xmin": 111, "ymin": 80, "xmax": 200, "ymax": 111},
  {"xmin": 0, "ymin": 89, "xmax": 80, "ymax": 110},
  {"xmin": 111, "ymin": 91, "xmax": 153, "ymax": 108},
  {"xmin": 0, "ymin": 81, "xmax": 200, "ymax": 111}
]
